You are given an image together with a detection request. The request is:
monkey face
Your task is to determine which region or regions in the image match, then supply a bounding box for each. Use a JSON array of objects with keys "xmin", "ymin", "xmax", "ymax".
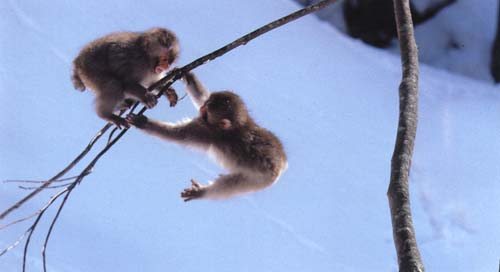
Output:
[
  {"xmin": 200, "ymin": 92, "xmax": 248, "ymax": 129},
  {"xmin": 144, "ymin": 28, "xmax": 179, "ymax": 74},
  {"xmin": 154, "ymin": 47, "xmax": 174, "ymax": 74}
]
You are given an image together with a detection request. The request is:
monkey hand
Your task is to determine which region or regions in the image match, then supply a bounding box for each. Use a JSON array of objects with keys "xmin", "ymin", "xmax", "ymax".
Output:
[
  {"xmin": 164, "ymin": 87, "xmax": 178, "ymax": 107},
  {"xmin": 142, "ymin": 92, "xmax": 158, "ymax": 109},
  {"xmin": 181, "ymin": 179, "xmax": 206, "ymax": 202},
  {"xmin": 125, "ymin": 114, "xmax": 148, "ymax": 128}
]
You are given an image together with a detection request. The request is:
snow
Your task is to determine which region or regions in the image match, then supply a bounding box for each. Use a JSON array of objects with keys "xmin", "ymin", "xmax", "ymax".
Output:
[
  {"xmin": 1, "ymin": 0, "xmax": 499, "ymax": 271},
  {"xmin": 304, "ymin": 0, "xmax": 499, "ymax": 82}
]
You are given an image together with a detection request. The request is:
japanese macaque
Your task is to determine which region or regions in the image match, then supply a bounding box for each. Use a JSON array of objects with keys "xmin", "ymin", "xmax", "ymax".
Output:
[
  {"xmin": 71, "ymin": 28, "xmax": 180, "ymax": 128},
  {"xmin": 126, "ymin": 72, "xmax": 287, "ymax": 201}
]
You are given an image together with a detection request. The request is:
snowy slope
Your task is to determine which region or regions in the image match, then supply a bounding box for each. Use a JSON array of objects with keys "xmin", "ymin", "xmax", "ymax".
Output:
[
  {"xmin": 1, "ymin": 0, "xmax": 499, "ymax": 271},
  {"xmin": 300, "ymin": 0, "xmax": 498, "ymax": 82}
]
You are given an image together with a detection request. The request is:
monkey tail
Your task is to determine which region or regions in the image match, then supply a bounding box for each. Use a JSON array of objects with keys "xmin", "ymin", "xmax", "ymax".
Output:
[{"xmin": 71, "ymin": 68, "xmax": 86, "ymax": 92}]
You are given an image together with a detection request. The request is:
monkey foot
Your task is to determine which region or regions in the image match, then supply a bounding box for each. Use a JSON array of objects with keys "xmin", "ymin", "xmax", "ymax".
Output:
[
  {"xmin": 142, "ymin": 92, "xmax": 158, "ymax": 109},
  {"xmin": 125, "ymin": 114, "xmax": 148, "ymax": 128},
  {"xmin": 112, "ymin": 116, "xmax": 130, "ymax": 129},
  {"xmin": 181, "ymin": 179, "xmax": 205, "ymax": 202}
]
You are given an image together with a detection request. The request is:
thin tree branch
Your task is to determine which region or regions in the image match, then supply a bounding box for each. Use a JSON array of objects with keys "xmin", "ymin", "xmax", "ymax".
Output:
[
  {"xmin": 18, "ymin": 183, "xmax": 73, "ymax": 190},
  {"xmin": 148, "ymin": 0, "xmax": 338, "ymax": 92},
  {"xmin": 22, "ymin": 187, "xmax": 70, "ymax": 272},
  {"xmin": 387, "ymin": 0, "xmax": 424, "ymax": 271},
  {"xmin": 42, "ymin": 184, "xmax": 75, "ymax": 272},
  {"xmin": 3, "ymin": 175, "xmax": 81, "ymax": 184},
  {"xmin": 0, "ymin": 124, "xmax": 111, "ymax": 221}
]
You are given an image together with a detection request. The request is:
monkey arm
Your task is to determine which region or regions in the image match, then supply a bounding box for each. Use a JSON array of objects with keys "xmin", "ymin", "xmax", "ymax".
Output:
[
  {"xmin": 123, "ymin": 83, "xmax": 157, "ymax": 109},
  {"xmin": 183, "ymin": 72, "xmax": 210, "ymax": 109},
  {"xmin": 127, "ymin": 114, "xmax": 212, "ymax": 148}
]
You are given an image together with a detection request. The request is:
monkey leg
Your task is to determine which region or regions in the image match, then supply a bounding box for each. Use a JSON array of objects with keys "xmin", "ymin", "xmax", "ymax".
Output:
[
  {"xmin": 123, "ymin": 83, "xmax": 157, "ymax": 109},
  {"xmin": 95, "ymin": 91, "xmax": 129, "ymax": 129},
  {"xmin": 183, "ymin": 172, "xmax": 275, "ymax": 201}
]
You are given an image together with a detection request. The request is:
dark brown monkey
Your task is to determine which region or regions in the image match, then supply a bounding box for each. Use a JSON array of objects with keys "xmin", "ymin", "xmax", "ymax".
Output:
[
  {"xmin": 126, "ymin": 72, "xmax": 287, "ymax": 201},
  {"xmin": 72, "ymin": 28, "xmax": 180, "ymax": 128}
]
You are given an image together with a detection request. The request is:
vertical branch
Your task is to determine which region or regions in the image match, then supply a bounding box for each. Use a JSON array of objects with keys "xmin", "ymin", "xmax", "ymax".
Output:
[
  {"xmin": 491, "ymin": 0, "xmax": 500, "ymax": 83},
  {"xmin": 387, "ymin": 0, "xmax": 424, "ymax": 272}
]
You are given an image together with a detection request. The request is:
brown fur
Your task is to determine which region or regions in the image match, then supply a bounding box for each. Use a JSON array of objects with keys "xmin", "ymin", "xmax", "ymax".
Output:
[
  {"xmin": 126, "ymin": 72, "xmax": 287, "ymax": 201},
  {"xmin": 71, "ymin": 28, "xmax": 179, "ymax": 128}
]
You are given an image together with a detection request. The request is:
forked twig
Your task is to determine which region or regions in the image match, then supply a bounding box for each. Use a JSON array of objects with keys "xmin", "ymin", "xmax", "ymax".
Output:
[{"xmin": 0, "ymin": 124, "xmax": 111, "ymax": 220}]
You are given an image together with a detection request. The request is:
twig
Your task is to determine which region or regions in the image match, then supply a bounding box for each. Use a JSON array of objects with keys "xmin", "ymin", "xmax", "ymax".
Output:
[
  {"xmin": 0, "ymin": 171, "xmax": 91, "ymax": 231},
  {"xmin": 387, "ymin": 0, "xmax": 424, "ymax": 271},
  {"xmin": 22, "ymin": 187, "xmax": 70, "ymax": 272},
  {"xmin": 18, "ymin": 183, "xmax": 73, "ymax": 190},
  {"xmin": 0, "ymin": 124, "xmax": 111, "ymax": 221},
  {"xmin": 3, "ymin": 175, "xmax": 81, "ymax": 184},
  {"xmin": 42, "ymin": 184, "xmax": 75, "ymax": 272},
  {"xmin": 37, "ymin": 125, "xmax": 130, "ymax": 271},
  {"xmin": 0, "ymin": 231, "xmax": 28, "ymax": 257},
  {"xmin": 107, "ymin": 127, "xmax": 119, "ymax": 145}
]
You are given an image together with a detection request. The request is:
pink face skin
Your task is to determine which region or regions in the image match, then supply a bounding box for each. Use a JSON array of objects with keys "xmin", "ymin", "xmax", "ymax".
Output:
[{"xmin": 154, "ymin": 48, "xmax": 172, "ymax": 74}]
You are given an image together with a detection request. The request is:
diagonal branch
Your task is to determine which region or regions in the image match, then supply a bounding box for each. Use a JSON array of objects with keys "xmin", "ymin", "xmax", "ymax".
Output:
[
  {"xmin": 0, "ymin": 124, "xmax": 111, "ymax": 221},
  {"xmin": 148, "ymin": 0, "xmax": 338, "ymax": 92},
  {"xmin": 387, "ymin": 0, "xmax": 424, "ymax": 271}
]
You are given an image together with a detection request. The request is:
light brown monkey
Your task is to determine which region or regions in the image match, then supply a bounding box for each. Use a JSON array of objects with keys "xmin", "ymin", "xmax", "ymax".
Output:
[
  {"xmin": 72, "ymin": 28, "xmax": 180, "ymax": 128},
  {"xmin": 126, "ymin": 72, "xmax": 287, "ymax": 201}
]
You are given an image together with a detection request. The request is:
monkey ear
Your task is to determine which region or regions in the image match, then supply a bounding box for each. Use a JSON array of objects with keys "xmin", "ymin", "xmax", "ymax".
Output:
[{"xmin": 219, "ymin": 119, "xmax": 232, "ymax": 130}]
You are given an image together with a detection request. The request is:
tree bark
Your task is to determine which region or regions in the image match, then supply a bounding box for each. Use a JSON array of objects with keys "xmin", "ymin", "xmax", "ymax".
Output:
[
  {"xmin": 491, "ymin": 0, "xmax": 500, "ymax": 83},
  {"xmin": 387, "ymin": 0, "xmax": 425, "ymax": 272}
]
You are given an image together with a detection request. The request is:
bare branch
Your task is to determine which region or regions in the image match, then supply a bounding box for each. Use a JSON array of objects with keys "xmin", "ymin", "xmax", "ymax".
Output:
[
  {"xmin": 22, "ymin": 187, "xmax": 70, "ymax": 272},
  {"xmin": 387, "ymin": 0, "xmax": 424, "ymax": 271},
  {"xmin": 42, "ymin": 184, "xmax": 75, "ymax": 272},
  {"xmin": 0, "ymin": 124, "xmax": 111, "ymax": 221},
  {"xmin": 148, "ymin": 0, "xmax": 338, "ymax": 92},
  {"xmin": 0, "ymin": 231, "xmax": 29, "ymax": 257},
  {"xmin": 3, "ymin": 175, "xmax": 80, "ymax": 184},
  {"xmin": 18, "ymin": 183, "xmax": 74, "ymax": 190}
]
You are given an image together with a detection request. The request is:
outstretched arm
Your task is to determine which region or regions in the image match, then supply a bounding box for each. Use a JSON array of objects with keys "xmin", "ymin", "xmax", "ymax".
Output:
[
  {"xmin": 183, "ymin": 72, "xmax": 210, "ymax": 109},
  {"xmin": 126, "ymin": 114, "xmax": 211, "ymax": 148}
]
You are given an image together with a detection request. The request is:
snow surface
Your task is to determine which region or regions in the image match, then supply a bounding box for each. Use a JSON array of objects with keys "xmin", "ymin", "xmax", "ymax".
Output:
[
  {"xmin": 304, "ymin": 0, "xmax": 499, "ymax": 82},
  {"xmin": 0, "ymin": 0, "xmax": 499, "ymax": 271}
]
